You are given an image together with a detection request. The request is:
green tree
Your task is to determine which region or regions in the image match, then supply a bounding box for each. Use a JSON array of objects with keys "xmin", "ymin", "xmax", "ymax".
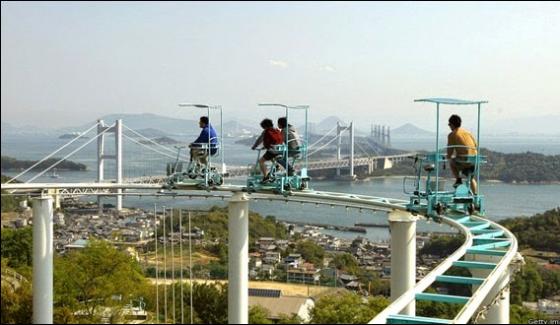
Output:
[
  {"xmin": 310, "ymin": 292, "xmax": 389, "ymax": 324},
  {"xmin": 511, "ymin": 260, "xmax": 547, "ymax": 304},
  {"xmin": 191, "ymin": 282, "xmax": 228, "ymax": 324},
  {"xmin": 1, "ymin": 227, "xmax": 33, "ymax": 269},
  {"xmin": 1, "ymin": 279, "xmax": 32, "ymax": 324},
  {"xmin": 296, "ymin": 240, "xmax": 325, "ymax": 267},
  {"xmin": 332, "ymin": 253, "xmax": 360, "ymax": 275},
  {"xmin": 53, "ymin": 240, "xmax": 148, "ymax": 323},
  {"xmin": 510, "ymin": 304, "xmax": 548, "ymax": 323},
  {"xmin": 1, "ymin": 174, "xmax": 23, "ymax": 212},
  {"xmin": 277, "ymin": 313, "xmax": 303, "ymax": 324},
  {"xmin": 420, "ymin": 235, "xmax": 465, "ymax": 257},
  {"xmin": 500, "ymin": 208, "xmax": 560, "ymax": 253},
  {"xmin": 249, "ymin": 305, "xmax": 273, "ymax": 324}
]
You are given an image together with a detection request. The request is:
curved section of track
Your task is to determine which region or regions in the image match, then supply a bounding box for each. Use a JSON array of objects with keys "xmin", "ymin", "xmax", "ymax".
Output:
[{"xmin": 1, "ymin": 182, "xmax": 518, "ymax": 323}]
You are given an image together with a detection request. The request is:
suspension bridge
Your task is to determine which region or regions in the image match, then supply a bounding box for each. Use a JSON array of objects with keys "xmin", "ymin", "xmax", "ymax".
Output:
[{"xmin": 1, "ymin": 118, "xmax": 520, "ymax": 324}]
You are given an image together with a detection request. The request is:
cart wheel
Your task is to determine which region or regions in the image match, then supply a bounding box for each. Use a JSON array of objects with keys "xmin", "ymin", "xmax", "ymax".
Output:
[
  {"xmin": 436, "ymin": 203, "xmax": 444, "ymax": 215},
  {"xmin": 467, "ymin": 203, "xmax": 475, "ymax": 215}
]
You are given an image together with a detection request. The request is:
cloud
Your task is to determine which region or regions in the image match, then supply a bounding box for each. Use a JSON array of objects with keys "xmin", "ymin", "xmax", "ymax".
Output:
[
  {"xmin": 269, "ymin": 59, "xmax": 288, "ymax": 68},
  {"xmin": 320, "ymin": 65, "xmax": 336, "ymax": 72}
]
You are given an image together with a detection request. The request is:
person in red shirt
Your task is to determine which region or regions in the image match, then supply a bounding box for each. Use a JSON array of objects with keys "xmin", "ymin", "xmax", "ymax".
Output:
[{"xmin": 252, "ymin": 118, "xmax": 283, "ymax": 183}]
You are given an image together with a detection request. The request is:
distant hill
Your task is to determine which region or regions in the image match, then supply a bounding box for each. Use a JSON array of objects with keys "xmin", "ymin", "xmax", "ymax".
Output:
[
  {"xmin": 1, "ymin": 156, "xmax": 87, "ymax": 171},
  {"xmin": 1, "ymin": 121, "xmax": 57, "ymax": 136},
  {"xmin": 63, "ymin": 113, "xmax": 199, "ymax": 136},
  {"xmin": 392, "ymin": 123, "xmax": 435, "ymax": 137},
  {"xmin": 132, "ymin": 128, "xmax": 169, "ymax": 138},
  {"xmin": 313, "ymin": 116, "xmax": 346, "ymax": 133},
  {"xmin": 223, "ymin": 120, "xmax": 260, "ymax": 134},
  {"xmin": 139, "ymin": 136, "xmax": 180, "ymax": 145},
  {"xmin": 371, "ymin": 149, "xmax": 560, "ymax": 183}
]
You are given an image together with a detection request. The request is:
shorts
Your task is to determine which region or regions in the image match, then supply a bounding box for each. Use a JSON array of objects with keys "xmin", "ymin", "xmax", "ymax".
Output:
[
  {"xmin": 455, "ymin": 160, "xmax": 475, "ymax": 176},
  {"xmin": 263, "ymin": 150, "xmax": 280, "ymax": 161}
]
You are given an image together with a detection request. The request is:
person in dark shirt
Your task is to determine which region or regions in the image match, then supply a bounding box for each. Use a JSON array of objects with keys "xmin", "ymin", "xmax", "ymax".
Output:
[
  {"xmin": 190, "ymin": 116, "xmax": 218, "ymax": 167},
  {"xmin": 252, "ymin": 118, "xmax": 283, "ymax": 183}
]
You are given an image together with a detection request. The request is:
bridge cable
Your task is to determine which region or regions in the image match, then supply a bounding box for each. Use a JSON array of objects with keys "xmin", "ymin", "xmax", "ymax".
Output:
[
  {"xmin": 122, "ymin": 134, "xmax": 177, "ymax": 182},
  {"xmin": 308, "ymin": 132, "xmax": 343, "ymax": 157},
  {"xmin": 6, "ymin": 122, "xmax": 100, "ymax": 183},
  {"xmin": 122, "ymin": 124, "xmax": 178, "ymax": 154},
  {"xmin": 308, "ymin": 124, "xmax": 339, "ymax": 149},
  {"xmin": 25, "ymin": 124, "xmax": 112, "ymax": 183},
  {"xmin": 364, "ymin": 139, "xmax": 383, "ymax": 155},
  {"xmin": 122, "ymin": 134, "xmax": 178, "ymax": 160},
  {"xmin": 355, "ymin": 142, "xmax": 374, "ymax": 158}
]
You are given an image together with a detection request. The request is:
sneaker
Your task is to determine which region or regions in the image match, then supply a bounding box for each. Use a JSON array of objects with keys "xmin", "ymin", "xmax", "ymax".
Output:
[{"xmin": 260, "ymin": 175, "xmax": 272, "ymax": 184}]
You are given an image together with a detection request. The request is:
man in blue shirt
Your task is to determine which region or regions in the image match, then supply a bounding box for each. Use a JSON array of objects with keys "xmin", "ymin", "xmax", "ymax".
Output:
[{"xmin": 190, "ymin": 116, "xmax": 218, "ymax": 167}]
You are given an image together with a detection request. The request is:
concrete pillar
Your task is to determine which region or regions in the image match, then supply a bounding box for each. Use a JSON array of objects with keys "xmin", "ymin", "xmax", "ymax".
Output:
[
  {"xmin": 53, "ymin": 189, "xmax": 61, "ymax": 210},
  {"xmin": 466, "ymin": 254, "xmax": 510, "ymax": 324},
  {"xmin": 481, "ymin": 271, "xmax": 510, "ymax": 324},
  {"xmin": 33, "ymin": 196, "xmax": 54, "ymax": 324},
  {"xmin": 97, "ymin": 120, "xmax": 105, "ymax": 215},
  {"xmin": 228, "ymin": 192, "xmax": 249, "ymax": 324},
  {"xmin": 46, "ymin": 189, "xmax": 61, "ymax": 210},
  {"xmin": 384, "ymin": 157, "xmax": 393, "ymax": 170},
  {"xmin": 389, "ymin": 210, "xmax": 417, "ymax": 316},
  {"xmin": 115, "ymin": 119, "xmax": 123, "ymax": 211}
]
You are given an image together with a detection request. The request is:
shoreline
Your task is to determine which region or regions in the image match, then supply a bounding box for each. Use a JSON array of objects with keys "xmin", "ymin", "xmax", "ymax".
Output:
[{"xmin": 357, "ymin": 175, "xmax": 560, "ymax": 185}]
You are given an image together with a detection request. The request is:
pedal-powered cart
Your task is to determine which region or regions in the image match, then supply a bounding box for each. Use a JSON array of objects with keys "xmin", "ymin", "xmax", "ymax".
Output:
[
  {"xmin": 165, "ymin": 103, "xmax": 225, "ymax": 190},
  {"xmin": 245, "ymin": 103, "xmax": 311, "ymax": 195},
  {"xmin": 405, "ymin": 98, "xmax": 487, "ymax": 219}
]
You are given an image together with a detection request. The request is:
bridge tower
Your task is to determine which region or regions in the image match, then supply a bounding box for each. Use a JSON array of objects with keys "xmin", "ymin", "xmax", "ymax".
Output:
[
  {"xmin": 97, "ymin": 119, "xmax": 123, "ymax": 214},
  {"xmin": 336, "ymin": 121, "xmax": 355, "ymax": 180}
]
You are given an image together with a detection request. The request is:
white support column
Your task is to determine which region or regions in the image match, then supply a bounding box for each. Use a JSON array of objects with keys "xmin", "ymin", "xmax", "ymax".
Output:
[
  {"xmin": 228, "ymin": 192, "xmax": 249, "ymax": 324},
  {"xmin": 97, "ymin": 120, "xmax": 105, "ymax": 215},
  {"xmin": 336, "ymin": 122, "xmax": 342, "ymax": 177},
  {"xmin": 115, "ymin": 119, "xmax": 123, "ymax": 211},
  {"xmin": 481, "ymin": 271, "xmax": 510, "ymax": 324},
  {"xmin": 389, "ymin": 210, "xmax": 417, "ymax": 316},
  {"xmin": 33, "ymin": 196, "xmax": 54, "ymax": 324},
  {"xmin": 466, "ymin": 254, "xmax": 510, "ymax": 324},
  {"xmin": 349, "ymin": 122, "xmax": 355, "ymax": 178}
]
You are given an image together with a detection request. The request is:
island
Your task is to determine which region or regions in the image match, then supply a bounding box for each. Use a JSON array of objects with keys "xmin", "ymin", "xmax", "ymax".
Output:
[{"xmin": 1, "ymin": 156, "xmax": 87, "ymax": 171}]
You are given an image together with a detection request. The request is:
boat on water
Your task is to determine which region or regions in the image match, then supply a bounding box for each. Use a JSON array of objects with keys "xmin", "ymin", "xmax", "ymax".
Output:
[{"xmin": 50, "ymin": 168, "xmax": 61, "ymax": 179}]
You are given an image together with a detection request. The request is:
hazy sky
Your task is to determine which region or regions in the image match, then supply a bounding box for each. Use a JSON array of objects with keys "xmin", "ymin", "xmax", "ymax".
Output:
[{"xmin": 2, "ymin": 1, "xmax": 559, "ymax": 131}]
